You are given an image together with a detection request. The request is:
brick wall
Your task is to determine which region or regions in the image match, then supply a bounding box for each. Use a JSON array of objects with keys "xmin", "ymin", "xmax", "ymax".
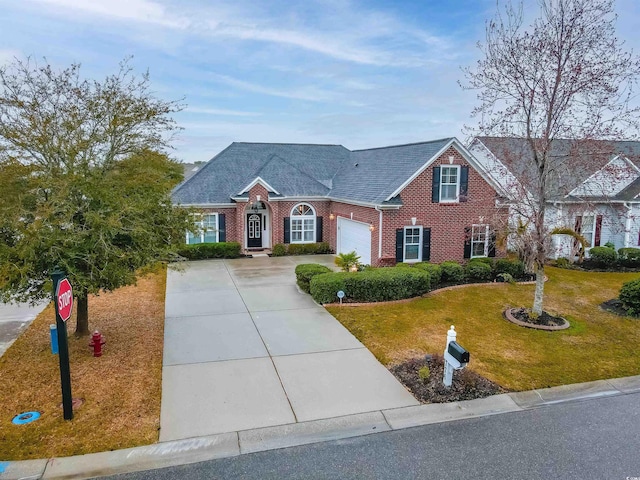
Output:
[{"xmin": 190, "ymin": 146, "xmax": 506, "ymax": 262}]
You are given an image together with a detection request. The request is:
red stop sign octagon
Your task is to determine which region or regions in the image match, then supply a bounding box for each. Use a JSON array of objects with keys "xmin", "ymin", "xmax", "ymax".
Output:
[{"xmin": 56, "ymin": 278, "xmax": 73, "ymax": 322}]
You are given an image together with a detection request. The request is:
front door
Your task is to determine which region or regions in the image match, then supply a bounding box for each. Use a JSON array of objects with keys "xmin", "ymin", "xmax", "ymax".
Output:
[{"xmin": 247, "ymin": 213, "xmax": 262, "ymax": 248}]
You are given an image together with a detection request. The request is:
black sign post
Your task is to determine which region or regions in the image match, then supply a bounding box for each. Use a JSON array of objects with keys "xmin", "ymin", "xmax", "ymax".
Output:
[{"xmin": 52, "ymin": 267, "xmax": 73, "ymax": 420}]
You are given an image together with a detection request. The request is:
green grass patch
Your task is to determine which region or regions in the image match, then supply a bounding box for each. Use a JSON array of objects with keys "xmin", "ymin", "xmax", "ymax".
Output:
[{"xmin": 326, "ymin": 267, "xmax": 640, "ymax": 391}]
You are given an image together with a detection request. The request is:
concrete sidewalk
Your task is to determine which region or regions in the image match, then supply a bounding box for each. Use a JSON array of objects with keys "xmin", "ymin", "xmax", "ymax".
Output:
[
  {"xmin": 159, "ymin": 255, "xmax": 419, "ymax": 442},
  {"xmin": 0, "ymin": 301, "xmax": 48, "ymax": 358}
]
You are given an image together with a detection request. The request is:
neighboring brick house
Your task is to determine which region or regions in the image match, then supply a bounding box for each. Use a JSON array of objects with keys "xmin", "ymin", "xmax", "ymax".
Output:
[
  {"xmin": 469, "ymin": 137, "xmax": 640, "ymax": 258},
  {"xmin": 172, "ymin": 138, "xmax": 507, "ymax": 266}
]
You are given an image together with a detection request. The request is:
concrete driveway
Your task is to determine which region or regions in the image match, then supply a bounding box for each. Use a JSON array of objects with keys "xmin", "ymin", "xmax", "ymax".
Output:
[
  {"xmin": 0, "ymin": 301, "xmax": 47, "ymax": 358},
  {"xmin": 160, "ymin": 255, "xmax": 418, "ymax": 441}
]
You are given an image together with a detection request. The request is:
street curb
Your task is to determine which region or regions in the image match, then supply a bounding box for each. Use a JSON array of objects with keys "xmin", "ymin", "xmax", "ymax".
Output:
[{"xmin": 2, "ymin": 374, "xmax": 639, "ymax": 480}]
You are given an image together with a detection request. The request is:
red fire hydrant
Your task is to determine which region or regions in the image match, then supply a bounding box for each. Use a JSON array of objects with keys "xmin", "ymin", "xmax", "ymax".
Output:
[{"xmin": 89, "ymin": 330, "xmax": 106, "ymax": 357}]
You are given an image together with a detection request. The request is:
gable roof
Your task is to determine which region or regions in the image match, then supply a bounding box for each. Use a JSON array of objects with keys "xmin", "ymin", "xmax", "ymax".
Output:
[
  {"xmin": 173, "ymin": 138, "xmax": 494, "ymax": 206},
  {"xmin": 473, "ymin": 137, "xmax": 640, "ymax": 201}
]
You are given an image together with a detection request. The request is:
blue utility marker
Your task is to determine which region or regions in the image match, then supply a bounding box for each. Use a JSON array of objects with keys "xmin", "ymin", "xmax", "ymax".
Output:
[{"xmin": 12, "ymin": 411, "xmax": 41, "ymax": 425}]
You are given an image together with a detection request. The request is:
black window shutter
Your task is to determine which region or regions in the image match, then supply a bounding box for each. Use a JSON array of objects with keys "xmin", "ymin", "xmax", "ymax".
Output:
[
  {"xmin": 316, "ymin": 216, "xmax": 323, "ymax": 243},
  {"xmin": 284, "ymin": 217, "xmax": 290, "ymax": 244},
  {"xmin": 218, "ymin": 214, "xmax": 226, "ymax": 242},
  {"xmin": 432, "ymin": 166, "xmax": 441, "ymax": 203},
  {"xmin": 395, "ymin": 228, "xmax": 404, "ymax": 263},
  {"xmin": 422, "ymin": 228, "xmax": 431, "ymax": 262},
  {"xmin": 488, "ymin": 229, "xmax": 496, "ymax": 257},
  {"xmin": 594, "ymin": 215, "xmax": 603, "ymax": 247},
  {"xmin": 463, "ymin": 226, "xmax": 472, "ymax": 259},
  {"xmin": 460, "ymin": 166, "xmax": 469, "ymax": 202}
]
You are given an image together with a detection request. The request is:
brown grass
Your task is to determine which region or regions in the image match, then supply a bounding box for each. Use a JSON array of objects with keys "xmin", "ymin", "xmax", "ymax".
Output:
[
  {"xmin": 0, "ymin": 265, "xmax": 166, "ymax": 460},
  {"xmin": 327, "ymin": 267, "xmax": 640, "ymax": 392}
]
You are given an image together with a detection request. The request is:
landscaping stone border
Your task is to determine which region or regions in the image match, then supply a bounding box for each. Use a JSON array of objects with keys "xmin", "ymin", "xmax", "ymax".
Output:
[{"xmin": 503, "ymin": 307, "xmax": 570, "ymax": 331}]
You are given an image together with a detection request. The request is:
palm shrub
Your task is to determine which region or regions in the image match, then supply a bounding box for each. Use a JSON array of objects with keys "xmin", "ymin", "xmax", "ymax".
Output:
[{"xmin": 335, "ymin": 251, "xmax": 361, "ymax": 272}]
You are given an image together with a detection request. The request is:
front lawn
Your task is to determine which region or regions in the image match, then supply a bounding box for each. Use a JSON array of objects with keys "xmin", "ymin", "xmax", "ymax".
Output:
[
  {"xmin": 0, "ymin": 266, "xmax": 166, "ymax": 460},
  {"xmin": 326, "ymin": 267, "xmax": 640, "ymax": 392}
]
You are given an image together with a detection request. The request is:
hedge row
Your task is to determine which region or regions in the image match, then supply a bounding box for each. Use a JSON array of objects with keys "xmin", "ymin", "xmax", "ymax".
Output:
[
  {"xmin": 295, "ymin": 264, "xmax": 332, "ymax": 293},
  {"xmin": 310, "ymin": 268, "xmax": 430, "ymax": 304},
  {"xmin": 272, "ymin": 242, "xmax": 333, "ymax": 256},
  {"xmin": 584, "ymin": 246, "xmax": 640, "ymax": 269},
  {"xmin": 177, "ymin": 242, "xmax": 242, "ymax": 260},
  {"xmin": 397, "ymin": 258, "xmax": 526, "ymax": 285}
]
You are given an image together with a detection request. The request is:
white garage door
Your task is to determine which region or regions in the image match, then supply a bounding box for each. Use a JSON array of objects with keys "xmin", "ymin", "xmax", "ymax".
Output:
[{"xmin": 337, "ymin": 217, "xmax": 372, "ymax": 265}]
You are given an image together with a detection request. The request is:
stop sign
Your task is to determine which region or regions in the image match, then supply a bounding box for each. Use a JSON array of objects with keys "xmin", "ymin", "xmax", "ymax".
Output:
[{"xmin": 56, "ymin": 278, "xmax": 73, "ymax": 322}]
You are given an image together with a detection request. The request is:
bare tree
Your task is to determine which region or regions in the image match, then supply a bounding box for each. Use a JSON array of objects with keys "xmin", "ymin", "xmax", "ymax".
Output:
[{"xmin": 463, "ymin": 0, "xmax": 640, "ymax": 315}]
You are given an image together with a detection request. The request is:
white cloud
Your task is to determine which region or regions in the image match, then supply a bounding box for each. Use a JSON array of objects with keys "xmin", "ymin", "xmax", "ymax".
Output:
[
  {"xmin": 185, "ymin": 107, "xmax": 262, "ymax": 117},
  {"xmin": 208, "ymin": 73, "xmax": 335, "ymax": 102},
  {"xmin": 29, "ymin": 0, "xmax": 188, "ymax": 28}
]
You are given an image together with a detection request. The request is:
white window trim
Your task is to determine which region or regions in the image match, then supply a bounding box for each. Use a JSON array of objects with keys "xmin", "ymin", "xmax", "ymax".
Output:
[
  {"xmin": 471, "ymin": 224, "xmax": 489, "ymax": 258},
  {"xmin": 440, "ymin": 165, "xmax": 460, "ymax": 203},
  {"xmin": 580, "ymin": 215, "xmax": 596, "ymax": 248},
  {"xmin": 186, "ymin": 212, "xmax": 219, "ymax": 244},
  {"xmin": 403, "ymin": 226, "xmax": 423, "ymax": 263},
  {"xmin": 290, "ymin": 203, "xmax": 316, "ymax": 244}
]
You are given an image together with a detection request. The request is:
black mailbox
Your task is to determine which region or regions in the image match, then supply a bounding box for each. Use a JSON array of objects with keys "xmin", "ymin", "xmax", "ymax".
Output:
[{"xmin": 447, "ymin": 341, "xmax": 470, "ymax": 364}]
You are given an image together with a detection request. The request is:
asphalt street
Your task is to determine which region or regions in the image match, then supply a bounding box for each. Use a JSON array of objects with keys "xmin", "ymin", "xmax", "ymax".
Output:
[{"xmin": 104, "ymin": 391, "xmax": 640, "ymax": 480}]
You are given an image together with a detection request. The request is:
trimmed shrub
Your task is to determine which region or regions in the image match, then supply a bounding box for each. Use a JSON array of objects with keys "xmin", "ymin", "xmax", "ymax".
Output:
[
  {"xmin": 394, "ymin": 262, "xmax": 413, "ymax": 268},
  {"xmin": 619, "ymin": 277, "xmax": 640, "ymax": 316},
  {"xmin": 310, "ymin": 268, "xmax": 430, "ymax": 304},
  {"xmin": 287, "ymin": 242, "xmax": 332, "ymax": 255},
  {"xmin": 295, "ymin": 263, "xmax": 332, "ymax": 293},
  {"xmin": 618, "ymin": 248, "xmax": 640, "ymax": 268},
  {"xmin": 177, "ymin": 242, "xmax": 241, "ymax": 260},
  {"xmin": 440, "ymin": 261, "xmax": 465, "ymax": 284},
  {"xmin": 494, "ymin": 258, "xmax": 525, "ymax": 279},
  {"xmin": 465, "ymin": 261, "xmax": 492, "ymax": 282},
  {"xmin": 496, "ymin": 272, "xmax": 514, "ymax": 283},
  {"xmin": 468, "ymin": 257, "xmax": 494, "ymax": 268},
  {"xmin": 588, "ymin": 246, "xmax": 617, "ymax": 267},
  {"xmin": 271, "ymin": 243, "xmax": 287, "ymax": 256},
  {"xmin": 413, "ymin": 263, "xmax": 442, "ymax": 286}
]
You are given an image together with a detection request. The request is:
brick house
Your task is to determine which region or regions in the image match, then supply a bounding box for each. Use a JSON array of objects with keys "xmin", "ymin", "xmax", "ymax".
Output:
[{"xmin": 172, "ymin": 138, "xmax": 507, "ymax": 266}]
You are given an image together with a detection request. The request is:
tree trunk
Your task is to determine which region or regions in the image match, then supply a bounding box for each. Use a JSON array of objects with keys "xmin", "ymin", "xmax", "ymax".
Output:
[
  {"xmin": 75, "ymin": 294, "xmax": 89, "ymax": 336},
  {"xmin": 533, "ymin": 265, "xmax": 545, "ymax": 316}
]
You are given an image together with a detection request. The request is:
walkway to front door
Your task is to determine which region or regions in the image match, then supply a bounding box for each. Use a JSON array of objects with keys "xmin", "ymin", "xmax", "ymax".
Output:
[{"xmin": 160, "ymin": 255, "xmax": 418, "ymax": 441}]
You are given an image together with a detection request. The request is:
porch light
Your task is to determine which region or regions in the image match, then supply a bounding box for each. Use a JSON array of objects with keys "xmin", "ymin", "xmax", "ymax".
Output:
[
  {"xmin": 369, "ymin": 223, "xmax": 375, "ymax": 232},
  {"xmin": 329, "ymin": 213, "xmax": 335, "ymax": 220}
]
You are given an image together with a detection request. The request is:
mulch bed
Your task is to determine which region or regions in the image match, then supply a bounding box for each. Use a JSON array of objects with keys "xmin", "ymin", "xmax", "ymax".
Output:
[
  {"xmin": 509, "ymin": 307, "xmax": 566, "ymax": 327},
  {"xmin": 390, "ymin": 355, "xmax": 506, "ymax": 403},
  {"xmin": 600, "ymin": 298, "xmax": 633, "ymax": 317}
]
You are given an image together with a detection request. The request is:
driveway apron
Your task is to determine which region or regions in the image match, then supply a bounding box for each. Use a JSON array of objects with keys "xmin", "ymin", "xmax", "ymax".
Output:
[
  {"xmin": 160, "ymin": 255, "xmax": 418, "ymax": 441},
  {"xmin": 0, "ymin": 301, "xmax": 47, "ymax": 358}
]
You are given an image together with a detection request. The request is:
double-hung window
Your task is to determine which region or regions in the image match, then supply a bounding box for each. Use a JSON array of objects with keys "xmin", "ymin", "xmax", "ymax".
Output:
[
  {"xmin": 291, "ymin": 203, "xmax": 316, "ymax": 243},
  {"xmin": 440, "ymin": 166, "xmax": 460, "ymax": 202},
  {"xmin": 471, "ymin": 224, "xmax": 489, "ymax": 258},
  {"xmin": 404, "ymin": 226, "xmax": 422, "ymax": 262},
  {"xmin": 187, "ymin": 213, "xmax": 218, "ymax": 244},
  {"xmin": 581, "ymin": 215, "xmax": 595, "ymax": 247}
]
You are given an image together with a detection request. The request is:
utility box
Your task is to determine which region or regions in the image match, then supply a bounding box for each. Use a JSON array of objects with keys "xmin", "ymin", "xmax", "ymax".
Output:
[{"xmin": 447, "ymin": 341, "xmax": 470, "ymax": 364}]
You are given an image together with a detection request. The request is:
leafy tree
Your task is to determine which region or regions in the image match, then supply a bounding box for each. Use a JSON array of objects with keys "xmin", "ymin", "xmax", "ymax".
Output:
[
  {"xmin": 463, "ymin": 0, "xmax": 640, "ymax": 315},
  {"xmin": 0, "ymin": 58, "xmax": 190, "ymax": 335}
]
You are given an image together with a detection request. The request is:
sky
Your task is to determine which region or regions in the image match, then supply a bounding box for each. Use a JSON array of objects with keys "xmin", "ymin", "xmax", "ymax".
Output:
[{"xmin": 1, "ymin": 0, "xmax": 639, "ymax": 163}]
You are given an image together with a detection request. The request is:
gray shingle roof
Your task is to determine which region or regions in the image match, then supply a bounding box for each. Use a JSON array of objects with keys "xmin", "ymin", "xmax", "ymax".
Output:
[
  {"xmin": 172, "ymin": 139, "xmax": 455, "ymax": 206},
  {"xmin": 477, "ymin": 137, "xmax": 640, "ymax": 200}
]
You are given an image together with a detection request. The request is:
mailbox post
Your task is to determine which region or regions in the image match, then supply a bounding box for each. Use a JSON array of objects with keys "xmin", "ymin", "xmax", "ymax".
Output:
[{"xmin": 443, "ymin": 325, "xmax": 470, "ymax": 387}]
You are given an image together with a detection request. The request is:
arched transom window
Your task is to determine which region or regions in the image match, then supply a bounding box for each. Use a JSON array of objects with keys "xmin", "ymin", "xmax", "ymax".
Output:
[{"xmin": 291, "ymin": 203, "xmax": 316, "ymax": 243}]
